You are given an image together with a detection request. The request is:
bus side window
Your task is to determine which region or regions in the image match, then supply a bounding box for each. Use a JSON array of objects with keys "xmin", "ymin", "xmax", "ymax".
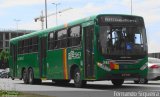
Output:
[
  {"xmin": 21, "ymin": 41, "xmax": 24, "ymax": 54},
  {"xmin": 54, "ymin": 32, "xmax": 58, "ymax": 49},
  {"xmin": 29, "ymin": 38, "xmax": 33, "ymax": 53},
  {"xmin": 57, "ymin": 29, "xmax": 67, "ymax": 48},
  {"xmin": 18, "ymin": 40, "xmax": 24, "ymax": 54},
  {"xmin": 24, "ymin": 39, "xmax": 29, "ymax": 53},
  {"xmin": 18, "ymin": 41, "xmax": 21, "ymax": 54},
  {"xmin": 48, "ymin": 32, "xmax": 55, "ymax": 50},
  {"xmin": 32, "ymin": 37, "xmax": 38, "ymax": 52},
  {"xmin": 68, "ymin": 26, "xmax": 81, "ymax": 47}
]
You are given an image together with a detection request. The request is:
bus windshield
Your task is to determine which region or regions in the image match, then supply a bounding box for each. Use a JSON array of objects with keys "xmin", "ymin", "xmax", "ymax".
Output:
[{"xmin": 99, "ymin": 26, "xmax": 147, "ymax": 58}]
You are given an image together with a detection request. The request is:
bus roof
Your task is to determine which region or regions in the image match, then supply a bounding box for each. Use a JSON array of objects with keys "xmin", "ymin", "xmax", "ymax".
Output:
[{"xmin": 10, "ymin": 14, "xmax": 143, "ymax": 43}]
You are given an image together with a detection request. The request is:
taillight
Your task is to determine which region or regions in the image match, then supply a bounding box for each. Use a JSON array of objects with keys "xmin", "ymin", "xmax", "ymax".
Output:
[
  {"xmin": 109, "ymin": 61, "xmax": 119, "ymax": 70},
  {"xmin": 150, "ymin": 65, "xmax": 160, "ymax": 69},
  {"xmin": 109, "ymin": 62, "xmax": 114, "ymax": 69}
]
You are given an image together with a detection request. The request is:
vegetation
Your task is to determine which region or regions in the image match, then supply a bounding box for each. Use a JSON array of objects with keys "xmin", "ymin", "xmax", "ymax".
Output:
[
  {"xmin": 0, "ymin": 90, "xmax": 19, "ymax": 96},
  {"xmin": 0, "ymin": 49, "xmax": 9, "ymax": 69},
  {"xmin": 0, "ymin": 90, "xmax": 54, "ymax": 97}
]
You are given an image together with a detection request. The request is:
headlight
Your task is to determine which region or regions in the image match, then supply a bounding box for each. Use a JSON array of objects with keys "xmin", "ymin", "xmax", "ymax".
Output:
[
  {"xmin": 140, "ymin": 63, "xmax": 148, "ymax": 70},
  {"xmin": 97, "ymin": 62, "xmax": 111, "ymax": 71}
]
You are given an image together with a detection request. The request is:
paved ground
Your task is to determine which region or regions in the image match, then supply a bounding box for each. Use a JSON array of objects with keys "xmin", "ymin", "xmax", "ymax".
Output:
[{"xmin": 1, "ymin": 78, "xmax": 160, "ymax": 97}]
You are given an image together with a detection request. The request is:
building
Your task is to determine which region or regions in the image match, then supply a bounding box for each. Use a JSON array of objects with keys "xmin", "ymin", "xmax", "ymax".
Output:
[
  {"xmin": 149, "ymin": 53, "xmax": 160, "ymax": 59},
  {"xmin": 0, "ymin": 29, "xmax": 35, "ymax": 69},
  {"xmin": 0, "ymin": 29, "xmax": 35, "ymax": 51}
]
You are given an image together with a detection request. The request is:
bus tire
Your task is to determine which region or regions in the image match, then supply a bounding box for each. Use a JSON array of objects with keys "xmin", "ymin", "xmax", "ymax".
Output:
[
  {"xmin": 139, "ymin": 78, "xmax": 148, "ymax": 84},
  {"xmin": 23, "ymin": 69, "xmax": 29, "ymax": 84},
  {"xmin": 74, "ymin": 68, "xmax": 86, "ymax": 88},
  {"xmin": 134, "ymin": 80, "xmax": 140, "ymax": 84},
  {"xmin": 134, "ymin": 78, "xmax": 148, "ymax": 84},
  {"xmin": 111, "ymin": 79, "xmax": 124, "ymax": 86},
  {"xmin": 19, "ymin": 78, "xmax": 22, "ymax": 80},
  {"xmin": 28, "ymin": 68, "xmax": 35, "ymax": 84},
  {"xmin": 11, "ymin": 77, "xmax": 14, "ymax": 80}
]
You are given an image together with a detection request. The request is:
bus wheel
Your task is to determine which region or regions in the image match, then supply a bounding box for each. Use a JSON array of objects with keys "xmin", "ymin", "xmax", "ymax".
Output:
[
  {"xmin": 134, "ymin": 80, "xmax": 140, "ymax": 84},
  {"xmin": 28, "ymin": 68, "xmax": 35, "ymax": 84},
  {"xmin": 139, "ymin": 78, "xmax": 148, "ymax": 84},
  {"xmin": 111, "ymin": 79, "xmax": 124, "ymax": 86},
  {"xmin": 23, "ymin": 69, "xmax": 29, "ymax": 84},
  {"xmin": 74, "ymin": 68, "xmax": 86, "ymax": 88},
  {"xmin": 11, "ymin": 77, "xmax": 14, "ymax": 80}
]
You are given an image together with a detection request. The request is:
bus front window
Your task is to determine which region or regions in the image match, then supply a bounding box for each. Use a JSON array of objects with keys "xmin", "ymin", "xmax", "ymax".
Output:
[{"xmin": 99, "ymin": 26, "xmax": 147, "ymax": 58}]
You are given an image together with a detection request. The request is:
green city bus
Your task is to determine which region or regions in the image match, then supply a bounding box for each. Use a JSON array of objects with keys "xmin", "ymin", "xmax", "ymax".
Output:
[{"xmin": 9, "ymin": 14, "xmax": 148, "ymax": 87}]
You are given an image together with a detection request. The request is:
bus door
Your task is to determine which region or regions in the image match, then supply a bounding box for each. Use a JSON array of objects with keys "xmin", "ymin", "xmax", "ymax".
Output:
[
  {"xmin": 82, "ymin": 22, "xmax": 95, "ymax": 78},
  {"xmin": 11, "ymin": 44, "xmax": 17, "ymax": 77},
  {"xmin": 39, "ymin": 37, "xmax": 47, "ymax": 78}
]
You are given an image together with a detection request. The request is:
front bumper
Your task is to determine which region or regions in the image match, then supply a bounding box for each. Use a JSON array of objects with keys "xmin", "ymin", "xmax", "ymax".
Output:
[{"xmin": 104, "ymin": 73, "xmax": 144, "ymax": 80}]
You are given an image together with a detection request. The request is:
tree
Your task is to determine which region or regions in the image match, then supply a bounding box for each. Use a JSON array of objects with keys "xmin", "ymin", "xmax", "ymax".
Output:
[{"xmin": 0, "ymin": 49, "xmax": 9, "ymax": 69}]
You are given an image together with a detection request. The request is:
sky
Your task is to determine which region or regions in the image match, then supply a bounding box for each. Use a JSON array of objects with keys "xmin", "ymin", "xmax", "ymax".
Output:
[{"xmin": 0, "ymin": 0, "xmax": 160, "ymax": 53}]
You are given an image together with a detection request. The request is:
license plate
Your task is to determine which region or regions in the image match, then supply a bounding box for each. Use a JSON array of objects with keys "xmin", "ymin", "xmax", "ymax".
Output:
[{"xmin": 121, "ymin": 74, "xmax": 131, "ymax": 77}]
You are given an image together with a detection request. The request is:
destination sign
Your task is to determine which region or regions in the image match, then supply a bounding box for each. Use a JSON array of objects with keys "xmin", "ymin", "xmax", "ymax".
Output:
[
  {"xmin": 103, "ymin": 17, "xmax": 137, "ymax": 23},
  {"xmin": 98, "ymin": 15, "xmax": 144, "ymax": 25}
]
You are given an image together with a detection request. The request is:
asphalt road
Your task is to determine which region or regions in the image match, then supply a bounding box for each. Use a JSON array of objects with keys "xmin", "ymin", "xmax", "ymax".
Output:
[{"xmin": 1, "ymin": 78, "xmax": 160, "ymax": 97}]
